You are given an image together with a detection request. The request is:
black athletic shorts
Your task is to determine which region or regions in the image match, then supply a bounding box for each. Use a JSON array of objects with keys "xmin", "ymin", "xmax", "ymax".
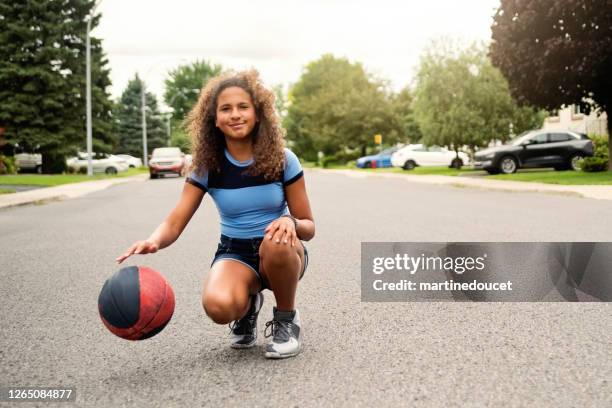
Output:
[{"xmin": 211, "ymin": 234, "xmax": 308, "ymax": 291}]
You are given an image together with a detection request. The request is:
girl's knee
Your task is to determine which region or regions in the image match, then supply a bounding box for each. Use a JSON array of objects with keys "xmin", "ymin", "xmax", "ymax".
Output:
[
  {"xmin": 202, "ymin": 292, "xmax": 245, "ymax": 324},
  {"xmin": 259, "ymin": 238, "xmax": 297, "ymax": 267}
]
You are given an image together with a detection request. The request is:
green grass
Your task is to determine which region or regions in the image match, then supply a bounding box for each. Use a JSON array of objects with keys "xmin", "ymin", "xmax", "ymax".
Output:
[
  {"xmin": 488, "ymin": 169, "xmax": 612, "ymax": 185},
  {"xmin": 312, "ymin": 163, "xmax": 476, "ymax": 177},
  {"xmin": 0, "ymin": 188, "xmax": 16, "ymax": 194},
  {"xmin": 307, "ymin": 163, "xmax": 612, "ymax": 185},
  {"xmin": 0, "ymin": 167, "xmax": 148, "ymax": 187}
]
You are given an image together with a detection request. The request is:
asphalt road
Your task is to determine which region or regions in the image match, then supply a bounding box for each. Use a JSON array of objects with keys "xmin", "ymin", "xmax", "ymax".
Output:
[{"xmin": 1, "ymin": 170, "xmax": 611, "ymax": 407}]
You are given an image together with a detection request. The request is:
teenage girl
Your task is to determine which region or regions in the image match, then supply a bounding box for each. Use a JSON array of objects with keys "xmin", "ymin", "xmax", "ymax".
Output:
[{"xmin": 116, "ymin": 69, "xmax": 315, "ymax": 359}]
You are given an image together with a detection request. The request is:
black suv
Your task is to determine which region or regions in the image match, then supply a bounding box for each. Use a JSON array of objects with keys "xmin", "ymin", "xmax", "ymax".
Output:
[{"xmin": 473, "ymin": 130, "xmax": 593, "ymax": 174}]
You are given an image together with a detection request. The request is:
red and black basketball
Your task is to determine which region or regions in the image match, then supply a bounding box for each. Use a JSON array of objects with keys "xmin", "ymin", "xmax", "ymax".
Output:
[{"xmin": 98, "ymin": 266, "xmax": 175, "ymax": 340}]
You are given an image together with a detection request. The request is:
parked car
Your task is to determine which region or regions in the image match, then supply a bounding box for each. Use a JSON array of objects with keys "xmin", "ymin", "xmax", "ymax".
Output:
[
  {"xmin": 66, "ymin": 152, "xmax": 129, "ymax": 174},
  {"xmin": 149, "ymin": 147, "xmax": 186, "ymax": 179},
  {"xmin": 115, "ymin": 154, "xmax": 143, "ymax": 168},
  {"xmin": 15, "ymin": 152, "xmax": 42, "ymax": 173},
  {"xmin": 356, "ymin": 147, "xmax": 401, "ymax": 168},
  {"xmin": 473, "ymin": 130, "xmax": 594, "ymax": 174},
  {"xmin": 391, "ymin": 144, "xmax": 470, "ymax": 170}
]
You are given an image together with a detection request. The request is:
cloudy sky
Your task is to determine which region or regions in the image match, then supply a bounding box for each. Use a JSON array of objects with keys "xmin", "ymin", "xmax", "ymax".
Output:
[{"xmin": 95, "ymin": 0, "xmax": 500, "ymax": 107}]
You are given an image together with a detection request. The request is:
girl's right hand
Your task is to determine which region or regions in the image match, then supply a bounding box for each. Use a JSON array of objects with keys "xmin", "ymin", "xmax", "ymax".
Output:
[{"xmin": 115, "ymin": 240, "xmax": 159, "ymax": 264}]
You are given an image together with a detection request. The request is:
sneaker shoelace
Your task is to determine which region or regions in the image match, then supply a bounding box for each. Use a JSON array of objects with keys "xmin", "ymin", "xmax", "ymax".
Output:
[
  {"xmin": 228, "ymin": 306, "xmax": 257, "ymax": 336},
  {"xmin": 264, "ymin": 319, "xmax": 295, "ymax": 343}
]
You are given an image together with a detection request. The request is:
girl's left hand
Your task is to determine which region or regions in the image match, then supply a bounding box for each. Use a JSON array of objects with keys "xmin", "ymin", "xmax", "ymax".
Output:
[{"xmin": 264, "ymin": 216, "xmax": 297, "ymax": 247}]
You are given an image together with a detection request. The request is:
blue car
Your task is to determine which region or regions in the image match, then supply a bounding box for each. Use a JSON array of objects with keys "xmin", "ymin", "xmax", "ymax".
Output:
[{"xmin": 356, "ymin": 147, "xmax": 399, "ymax": 168}]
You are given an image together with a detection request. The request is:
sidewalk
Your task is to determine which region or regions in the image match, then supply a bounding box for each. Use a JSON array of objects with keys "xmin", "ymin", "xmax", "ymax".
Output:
[
  {"xmin": 2, "ymin": 170, "xmax": 611, "ymax": 210},
  {"xmin": 0, "ymin": 174, "xmax": 149, "ymax": 209},
  {"xmin": 320, "ymin": 169, "xmax": 612, "ymax": 201}
]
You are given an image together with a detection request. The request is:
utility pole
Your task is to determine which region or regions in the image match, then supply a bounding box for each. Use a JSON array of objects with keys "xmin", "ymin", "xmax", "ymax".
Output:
[{"xmin": 85, "ymin": 0, "xmax": 103, "ymax": 176}]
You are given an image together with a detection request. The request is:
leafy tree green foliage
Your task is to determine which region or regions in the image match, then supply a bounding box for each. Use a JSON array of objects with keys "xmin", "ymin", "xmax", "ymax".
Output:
[
  {"xmin": 115, "ymin": 75, "xmax": 167, "ymax": 157},
  {"xmin": 490, "ymin": 0, "xmax": 612, "ymax": 169},
  {"xmin": 284, "ymin": 54, "xmax": 403, "ymax": 161},
  {"xmin": 163, "ymin": 60, "xmax": 222, "ymax": 125},
  {"xmin": 413, "ymin": 41, "xmax": 540, "ymax": 155},
  {"xmin": 169, "ymin": 127, "xmax": 191, "ymax": 153},
  {"xmin": 391, "ymin": 88, "xmax": 421, "ymax": 144},
  {"xmin": 273, "ymin": 84, "xmax": 288, "ymax": 120},
  {"xmin": 0, "ymin": 0, "xmax": 115, "ymax": 173}
]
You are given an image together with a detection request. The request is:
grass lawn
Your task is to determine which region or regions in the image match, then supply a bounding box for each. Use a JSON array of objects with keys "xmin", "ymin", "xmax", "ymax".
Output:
[
  {"xmin": 0, "ymin": 167, "xmax": 148, "ymax": 187},
  {"xmin": 0, "ymin": 188, "xmax": 16, "ymax": 194},
  {"xmin": 488, "ymin": 169, "xmax": 612, "ymax": 185},
  {"xmin": 305, "ymin": 163, "xmax": 612, "ymax": 185}
]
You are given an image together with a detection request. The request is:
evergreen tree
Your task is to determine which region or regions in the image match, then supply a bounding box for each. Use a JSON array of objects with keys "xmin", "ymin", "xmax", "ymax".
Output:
[
  {"xmin": 0, "ymin": 0, "xmax": 115, "ymax": 172},
  {"xmin": 115, "ymin": 75, "xmax": 167, "ymax": 158}
]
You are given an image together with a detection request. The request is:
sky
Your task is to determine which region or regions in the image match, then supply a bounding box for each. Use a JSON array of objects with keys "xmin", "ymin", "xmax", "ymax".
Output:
[{"xmin": 94, "ymin": 0, "xmax": 501, "ymax": 109}]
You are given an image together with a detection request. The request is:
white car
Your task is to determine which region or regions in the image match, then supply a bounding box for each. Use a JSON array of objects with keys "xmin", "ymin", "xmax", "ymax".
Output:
[
  {"xmin": 66, "ymin": 152, "xmax": 129, "ymax": 175},
  {"xmin": 15, "ymin": 153, "xmax": 42, "ymax": 173},
  {"xmin": 115, "ymin": 154, "xmax": 143, "ymax": 168},
  {"xmin": 391, "ymin": 144, "xmax": 470, "ymax": 170}
]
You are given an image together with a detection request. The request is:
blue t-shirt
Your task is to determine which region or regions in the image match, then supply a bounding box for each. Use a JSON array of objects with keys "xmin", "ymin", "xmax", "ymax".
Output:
[{"xmin": 186, "ymin": 147, "xmax": 303, "ymax": 238}]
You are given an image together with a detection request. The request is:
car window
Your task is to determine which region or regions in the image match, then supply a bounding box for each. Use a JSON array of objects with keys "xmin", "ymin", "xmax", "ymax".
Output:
[
  {"xmin": 529, "ymin": 133, "xmax": 548, "ymax": 144},
  {"xmin": 550, "ymin": 133, "xmax": 573, "ymax": 142},
  {"xmin": 153, "ymin": 148, "xmax": 182, "ymax": 157},
  {"xmin": 412, "ymin": 147, "xmax": 427, "ymax": 152},
  {"xmin": 427, "ymin": 146, "xmax": 443, "ymax": 152}
]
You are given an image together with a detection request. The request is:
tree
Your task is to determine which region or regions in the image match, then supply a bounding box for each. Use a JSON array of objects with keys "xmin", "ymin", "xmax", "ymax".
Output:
[
  {"xmin": 115, "ymin": 75, "xmax": 167, "ymax": 157},
  {"xmin": 284, "ymin": 54, "xmax": 403, "ymax": 161},
  {"xmin": 0, "ymin": 0, "xmax": 115, "ymax": 173},
  {"xmin": 390, "ymin": 88, "xmax": 422, "ymax": 144},
  {"xmin": 490, "ymin": 0, "xmax": 612, "ymax": 170},
  {"xmin": 413, "ymin": 41, "xmax": 517, "ymax": 155},
  {"xmin": 163, "ymin": 60, "xmax": 223, "ymax": 125},
  {"xmin": 272, "ymin": 84, "xmax": 288, "ymax": 120}
]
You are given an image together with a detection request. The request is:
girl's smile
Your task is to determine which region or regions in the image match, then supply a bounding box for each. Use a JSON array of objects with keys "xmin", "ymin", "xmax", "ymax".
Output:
[{"xmin": 215, "ymin": 86, "xmax": 257, "ymax": 140}]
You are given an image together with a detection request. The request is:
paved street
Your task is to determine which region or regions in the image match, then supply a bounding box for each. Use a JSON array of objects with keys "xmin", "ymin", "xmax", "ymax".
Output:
[{"xmin": 1, "ymin": 170, "xmax": 611, "ymax": 407}]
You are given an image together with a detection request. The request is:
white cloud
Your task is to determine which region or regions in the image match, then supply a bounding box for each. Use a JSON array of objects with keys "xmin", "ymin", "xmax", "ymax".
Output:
[{"xmin": 94, "ymin": 0, "xmax": 500, "ymax": 104}]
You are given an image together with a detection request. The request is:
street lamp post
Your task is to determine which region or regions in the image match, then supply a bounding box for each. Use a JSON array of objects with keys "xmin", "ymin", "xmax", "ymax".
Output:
[
  {"xmin": 85, "ymin": 0, "xmax": 102, "ymax": 176},
  {"xmin": 141, "ymin": 83, "xmax": 148, "ymax": 167}
]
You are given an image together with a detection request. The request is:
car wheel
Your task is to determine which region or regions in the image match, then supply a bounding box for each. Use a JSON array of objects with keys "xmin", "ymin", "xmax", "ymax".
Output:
[
  {"xmin": 450, "ymin": 158, "xmax": 463, "ymax": 169},
  {"xmin": 403, "ymin": 160, "xmax": 416, "ymax": 170},
  {"xmin": 150, "ymin": 173, "xmax": 158, "ymax": 179},
  {"xmin": 569, "ymin": 154, "xmax": 584, "ymax": 171},
  {"xmin": 498, "ymin": 156, "xmax": 517, "ymax": 174},
  {"xmin": 105, "ymin": 167, "xmax": 118, "ymax": 175},
  {"xmin": 363, "ymin": 161, "xmax": 372, "ymax": 168}
]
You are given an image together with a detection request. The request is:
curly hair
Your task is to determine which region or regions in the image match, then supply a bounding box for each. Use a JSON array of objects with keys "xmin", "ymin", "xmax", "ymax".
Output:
[{"xmin": 185, "ymin": 69, "xmax": 286, "ymax": 181}]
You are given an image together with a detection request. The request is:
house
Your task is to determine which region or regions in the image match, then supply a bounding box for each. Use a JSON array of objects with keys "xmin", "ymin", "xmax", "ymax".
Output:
[{"xmin": 543, "ymin": 105, "xmax": 608, "ymax": 136}]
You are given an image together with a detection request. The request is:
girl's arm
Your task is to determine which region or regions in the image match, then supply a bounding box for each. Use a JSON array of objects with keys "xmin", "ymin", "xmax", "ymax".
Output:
[
  {"xmin": 264, "ymin": 176, "xmax": 315, "ymax": 246},
  {"xmin": 116, "ymin": 183, "xmax": 205, "ymax": 263},
  {"xmin": 286, "ymin": 176, "xmax": 315, "ymax": 241}
]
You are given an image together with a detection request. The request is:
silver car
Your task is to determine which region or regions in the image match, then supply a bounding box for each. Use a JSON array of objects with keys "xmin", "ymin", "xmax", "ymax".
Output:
[{"xmin": 66, "ymin": 152, "xmax": 129, "ymax": 175}]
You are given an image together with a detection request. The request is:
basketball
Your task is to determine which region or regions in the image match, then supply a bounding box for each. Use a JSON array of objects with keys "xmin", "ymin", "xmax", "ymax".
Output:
[{"xmin": 98, "ymin": 266, "xmax": 175, "ymax": 340}]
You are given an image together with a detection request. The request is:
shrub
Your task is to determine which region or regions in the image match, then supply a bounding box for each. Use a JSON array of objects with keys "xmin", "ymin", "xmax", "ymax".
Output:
[
  {"xmin": 582, "ymin": 135, "xmax": 609, "ymax": 172},
  {"xmin": 0, "ymin": 154, "xmax": 17, "ymax": 174}
]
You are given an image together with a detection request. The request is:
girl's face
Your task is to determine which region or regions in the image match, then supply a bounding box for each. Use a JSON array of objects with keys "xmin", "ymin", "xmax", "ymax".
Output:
[{"xmin": 215, "ymin": 86, "xmax": 258, "ymax": 141}]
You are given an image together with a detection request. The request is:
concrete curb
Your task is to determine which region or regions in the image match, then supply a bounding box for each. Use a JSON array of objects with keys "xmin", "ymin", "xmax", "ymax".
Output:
[
  {"xmin": 312, "ymin": 169, "xmax": 612, "ymax": 201},
  {"xmin": 0, "ymin": 174, "xmax": 149, "ymax": 209}
]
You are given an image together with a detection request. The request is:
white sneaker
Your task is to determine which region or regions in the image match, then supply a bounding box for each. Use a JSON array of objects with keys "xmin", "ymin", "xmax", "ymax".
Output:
[{"xmin": 264, "ymin": 307, "xmax": 301, "ymax": 359}]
